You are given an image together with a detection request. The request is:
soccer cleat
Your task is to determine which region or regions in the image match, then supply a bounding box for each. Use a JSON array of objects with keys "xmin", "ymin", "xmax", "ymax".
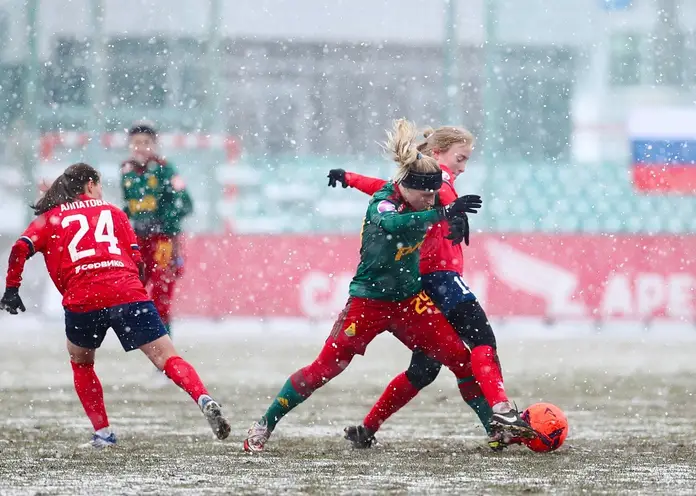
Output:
[
  {"xmin": 344, "ymin": 425, "xmax": 377, "ymax": 449},
  {"xmin": 81, "ymin": 431, "xmax": 117, "ymax": 450},
  {"xmin": 198, "ymin": 395, "xmax": 231, "ymax": 441},
  {"xmin": 487, "ymin": 437, "xmax": 505, "ymax": 451},
  {"xmin": 488, "ymin": 431, "xmax": 525, "ymax": 451},
  {"xmin": 490, "ymin": 405, "xmax": 536, "ymax": 440},
  {"xmin": 243, "ymin": 418, "xmax": 271, "ymax": 452}
]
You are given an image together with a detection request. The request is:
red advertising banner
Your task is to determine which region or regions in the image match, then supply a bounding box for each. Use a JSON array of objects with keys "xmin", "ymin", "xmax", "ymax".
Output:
[{"xmin": 175, "ymin": 234, "xmax": 696, "ymax": 320}]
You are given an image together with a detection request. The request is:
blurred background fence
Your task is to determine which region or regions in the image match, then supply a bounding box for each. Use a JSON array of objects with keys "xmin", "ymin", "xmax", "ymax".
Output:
[
  {"xmin": 1, "ymin": 0, "xmax": 695, "ymax": 320},
  {"xmin": 1, "ymin": 0, "xmax": 695, "ymax": 234}
]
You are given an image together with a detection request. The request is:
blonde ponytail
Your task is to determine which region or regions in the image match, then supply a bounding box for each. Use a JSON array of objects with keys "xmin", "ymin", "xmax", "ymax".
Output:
[{"xmin": 383, "ymin": 119, "xmax": 440, "ymax": 184}]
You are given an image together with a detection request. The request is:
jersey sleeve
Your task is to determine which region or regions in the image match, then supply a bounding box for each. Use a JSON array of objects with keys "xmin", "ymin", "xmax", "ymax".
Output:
[
  {"xmin": 159, "ymin": 162, "xmax": 194, "ymax": 233},
  {"xmin": 437, "ymin": 182, "xmax": 458, "ymax": 206},
  {"xmin": 161, "ymin": 163, "xmax": 193, "ymax": 214},
  {"xmin": 120, "ymin": 161, "xmax": 135, "ymax": 217},
  {"xmin": 367, "ymin": 199, "xmax": 439, "ymax": 234},
  {"xmin": 5, "ymin": 216, "xmax": 49, "ymax": 288},
  {"xmin": 344, "ymin": 172, "xmax": 388, "ymax": 196},
  {"xmin": 113, "ymin": 207, "xmax": 143, "ymax": 265}
]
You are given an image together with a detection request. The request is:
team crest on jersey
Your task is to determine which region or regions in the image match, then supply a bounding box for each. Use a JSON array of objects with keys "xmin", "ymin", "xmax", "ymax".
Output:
[
  {"xmin": 442, "ymin": 170, "xmax": 451, "ymax": 182},
  {"xmin": 344, "ymin": 322, "xmax": 357, "ymax": 337},
  {"xmin": 377, "ymin": 200, "xmax": 396, "ymax": 213},
  {"xmin": 147, "ymin": 175, "xmax": 159, "ymax": 189}
]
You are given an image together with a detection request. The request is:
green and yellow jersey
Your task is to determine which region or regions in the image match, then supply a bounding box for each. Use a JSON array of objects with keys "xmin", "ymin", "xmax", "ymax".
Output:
[
  {"xmin": 121, "ymin": 159, "xmax": 193, "ymax": 237},
  {"xmin": 349, "ymin": 182, "xmax": 440, "ymax": 301}
]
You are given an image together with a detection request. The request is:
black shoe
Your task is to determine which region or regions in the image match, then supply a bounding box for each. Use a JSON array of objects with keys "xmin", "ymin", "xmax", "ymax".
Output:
[
  {"xmin": 344, "ymin": 425, "xmax": 377, "ymax": 449},
  {"xmin": 490, "ymin": 406, "xmax": 536, "ymax": 439}
]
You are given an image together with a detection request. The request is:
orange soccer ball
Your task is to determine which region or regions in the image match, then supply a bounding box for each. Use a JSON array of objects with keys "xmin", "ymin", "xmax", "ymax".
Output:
[{"xmin": 521, "ymin": 402, "xmax": 569, "ymax": 452}]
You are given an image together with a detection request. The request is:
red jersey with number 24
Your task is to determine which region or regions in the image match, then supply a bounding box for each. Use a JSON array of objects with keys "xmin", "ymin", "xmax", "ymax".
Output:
[{"xmin": 5, "ymin": 195, "xmax": 149, "ymax": 312}]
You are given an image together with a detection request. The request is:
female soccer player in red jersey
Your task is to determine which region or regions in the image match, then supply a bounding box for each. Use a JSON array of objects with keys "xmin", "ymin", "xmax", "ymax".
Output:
[
  {"xmin": 0, "ymin": 163, "xmax": 230, "ymax": 448},
  {"xmin": 244, "ymin": 119, "xmax": 531, "ymax": 452},
  {"xmin": 329, "ymin": 126, "xmax": 528, "ymax": 450}
]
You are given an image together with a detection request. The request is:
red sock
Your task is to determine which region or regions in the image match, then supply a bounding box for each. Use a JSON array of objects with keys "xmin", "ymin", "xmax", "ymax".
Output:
[
  {"xmin": 71, "ymin": 361, "xmax": 109, "ymax": 431},
  {"xmin": 363, "ymin": 372, "xmax": 420, "ymax": 433},
  {"xmin": 470, "ymin": 346, "xmax": 508, "ymax": 407},
  {"xmin": 163, "ymin": 356, "xmax": 209, "ymax": 403}
]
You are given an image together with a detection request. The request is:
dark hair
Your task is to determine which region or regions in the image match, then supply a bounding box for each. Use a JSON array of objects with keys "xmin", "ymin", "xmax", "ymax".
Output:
[
  {"xmin": 32, "ymin": 163, "xmax": 100, "ymax": 215},
  {"xmin": 128, "ymin": 123, "xmax": 157, "ymax": 141}
]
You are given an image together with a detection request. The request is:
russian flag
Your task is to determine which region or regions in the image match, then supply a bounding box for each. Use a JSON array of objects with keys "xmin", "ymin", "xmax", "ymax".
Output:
[{"xmin": 628, "ymin": 108, "xmax": 696, "ymax": 194}]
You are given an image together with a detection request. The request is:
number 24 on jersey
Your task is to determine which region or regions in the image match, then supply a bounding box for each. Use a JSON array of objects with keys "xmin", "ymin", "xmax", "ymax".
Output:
[{"xmin": 61, "ymin": 210, "xmax": 121, "ymax": 262}]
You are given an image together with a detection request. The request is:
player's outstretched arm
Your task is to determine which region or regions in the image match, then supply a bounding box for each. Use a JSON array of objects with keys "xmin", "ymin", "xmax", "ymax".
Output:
[
  {"xmin": 1, "ymin": 218, "xmax": 45, "ymax": 314},
  {"xmin": 369, "ymin": 200, "xmax": 440, "ymax": 234},
  {"xmin": 371, "ymin": 194, "xmax": 482, "ymax": 235},
  {"xmin": 1, "ymin": 238, "xmax": 30, "ymax": 313},
  {"xmin": 327, "ymin": 169, "xmax": 387, "ymax": 196}
]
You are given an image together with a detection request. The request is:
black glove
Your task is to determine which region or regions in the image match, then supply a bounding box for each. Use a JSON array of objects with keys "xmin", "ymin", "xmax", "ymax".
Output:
[
  {"xmin": 438, "ymin": 195, "xmax": 482, "ymax": 220},
  {"xmin": 327, "ymin": 169, "xmax": 348, "ymax": 188},
  {"xmin": 137, "ymin": 261, "xmax": 146, "ymax": 284},
  {"xmin": 446, "ymin": 215, "xmax": 471, "ymax": 246},
  {"xmin": 1, "ymin": 287, "xmax": 26, "ymax": 315}
]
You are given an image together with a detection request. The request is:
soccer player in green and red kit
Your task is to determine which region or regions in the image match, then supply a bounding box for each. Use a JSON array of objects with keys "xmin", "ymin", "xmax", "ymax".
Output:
[
  {"xmin": 243, "ymin": 119, "xmax": 534, "ymax": 452},
  {"xmin": 121, "ymin": 124, "xmax": 193, "ymax": 337},
  {"xmin": 330, "ymin": 125, "xmax": 525, "ymax": 450}
]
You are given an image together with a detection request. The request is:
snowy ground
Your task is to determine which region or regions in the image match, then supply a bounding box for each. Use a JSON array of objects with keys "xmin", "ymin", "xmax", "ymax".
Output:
[{"xmin": 1, "ymin": 317, "xmax": 696, "ymax": 495}]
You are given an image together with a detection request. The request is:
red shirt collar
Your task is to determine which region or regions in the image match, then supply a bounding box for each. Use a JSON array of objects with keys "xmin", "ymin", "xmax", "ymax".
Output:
[{"xmin": 440, "ymin": 164, "xmax": 455, "ymax": 183}]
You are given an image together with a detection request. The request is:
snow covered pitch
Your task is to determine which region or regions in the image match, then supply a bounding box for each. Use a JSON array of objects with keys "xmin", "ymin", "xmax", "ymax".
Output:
[{"xmin": 1, "ymin": 317, "xmax": 694, "ymax": 495}]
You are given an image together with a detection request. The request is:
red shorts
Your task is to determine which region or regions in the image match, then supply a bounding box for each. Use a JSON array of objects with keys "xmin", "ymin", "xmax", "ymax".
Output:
[{"xmin": 327, "ymin": 293, "xmax": 471, "ymax": 372}]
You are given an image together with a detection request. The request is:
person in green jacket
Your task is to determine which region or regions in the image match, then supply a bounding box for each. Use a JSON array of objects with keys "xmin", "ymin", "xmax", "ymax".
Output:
[
  {"xmin": 243, "ymin": 119, "xmax": 529, "ymax": 452},
  {"xmin": 121, "ymin": 124, "xmax": 193, "ymax": 337}
]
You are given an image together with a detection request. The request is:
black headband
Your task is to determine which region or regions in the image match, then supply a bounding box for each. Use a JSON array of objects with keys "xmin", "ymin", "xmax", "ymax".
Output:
[{"xmin": 400, "ymin": 170, "xmax": 442, "ymax": 191}]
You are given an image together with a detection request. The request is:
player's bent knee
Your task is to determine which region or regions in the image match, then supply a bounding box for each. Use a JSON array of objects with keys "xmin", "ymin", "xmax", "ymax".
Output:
[
  {"xmin": 66, "ymin": 339, "xmax": 96, "ymax": 364},
  {"xmin": 446, "ymin": 300, "xmax": 497, "ymax": 349},
  {"xmin": 405, "ymin": 364, "xmax": 441, "ymax": 390},
  {"xmin": 405, "ymin": 354, "xmax": 442, "ymax": 390},
  {"xmin": 139, "ymin": 335, "xmax": 177, "ymax": 370},
  {"xmin": 294, "ymin": 343, "xmax": 357, "ymax": 394}
]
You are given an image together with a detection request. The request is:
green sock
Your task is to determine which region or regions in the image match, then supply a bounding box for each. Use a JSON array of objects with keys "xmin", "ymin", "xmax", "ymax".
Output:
[
  {"xmin": 457, "ymin": 377, "xmax": 494, "ymax": 435},
  {"xmin": 467, "ymin": 396, "xmax": 494, "ymax": 435},
  {"xmin": 262, "ymin": 378, "xmax": 308, "ymax": 431}
]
